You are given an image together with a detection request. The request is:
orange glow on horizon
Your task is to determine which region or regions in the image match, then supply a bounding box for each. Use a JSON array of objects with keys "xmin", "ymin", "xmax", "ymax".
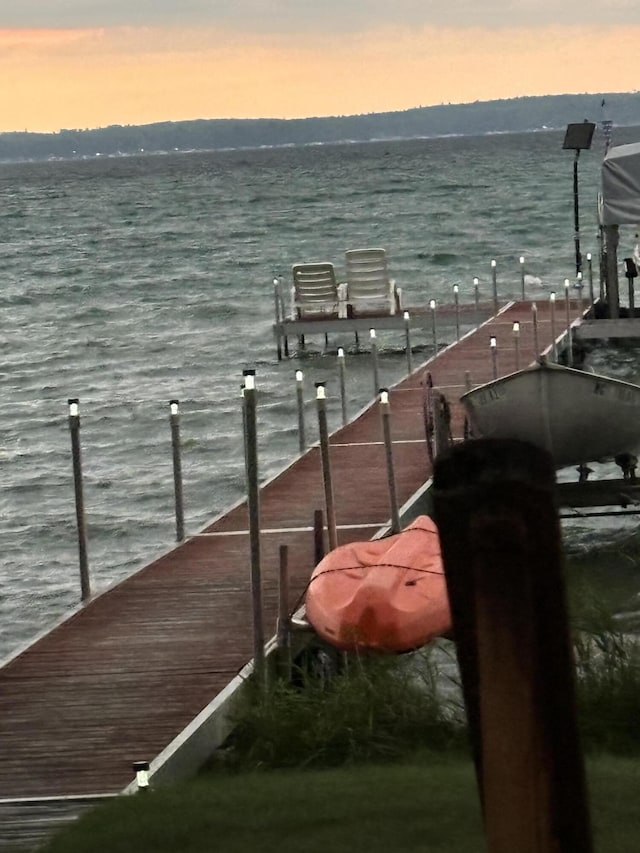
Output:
[{"xmin": 1, "ymin": 24, "xmax": 639, "ymax": 133}]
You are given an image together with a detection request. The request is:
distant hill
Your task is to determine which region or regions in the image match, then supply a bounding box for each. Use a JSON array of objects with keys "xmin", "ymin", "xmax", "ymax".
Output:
[{"xmin": 1, "ymin": 92, "xmax": 639, "ymax": 163}]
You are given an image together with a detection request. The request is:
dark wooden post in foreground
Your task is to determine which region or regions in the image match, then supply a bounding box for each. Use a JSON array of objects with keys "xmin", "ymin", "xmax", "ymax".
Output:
[{"xmin": 432, "ymin": 438, "xmax": 592, "ymax": 853}]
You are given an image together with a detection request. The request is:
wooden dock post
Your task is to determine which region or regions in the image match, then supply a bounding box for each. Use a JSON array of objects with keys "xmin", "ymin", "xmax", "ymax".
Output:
[
  {"xmin": 169, "ymin": 400, "xmax": 185, "ymax": 542},
  {"xmin": 67, "ymin": 398, "xmax": 91, "ymax": 602},
  {"xmin": 520, "ymin": 256, "xmax": 526, "ymax": 301},
  {"xmin": 295, "ymin": 369, "xmax": 306, "ymax": 453},
  {"xmin": 379, "ymin": 389, "xmax": 401, "ymax": 533},
  {"xmin": 337, "ymin": 348, "xmax": 348, "ymax": 425},
  {"xmin": 432, "ymin": 438, "xmax": 593, "ymax": 853},
  {"xmin": 242, "ymin": 369, "xmax": 266, "ymax": 685},
  {"xmin": 315, "ymin": 383, "xmax": 338, "ymax": 551}
]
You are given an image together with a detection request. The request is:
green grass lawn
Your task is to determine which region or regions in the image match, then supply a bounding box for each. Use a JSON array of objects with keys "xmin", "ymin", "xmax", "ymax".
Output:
[{"xmin": 40, "ymin": 752, "xmax": 640, "ymax": 853}]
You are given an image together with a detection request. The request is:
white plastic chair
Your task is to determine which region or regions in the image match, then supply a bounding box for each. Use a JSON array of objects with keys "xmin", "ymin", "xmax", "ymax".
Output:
[
  {"xmin": 291, "ymin": 262, "xmax": 347, "ymax": 319},
  {"xmin": 344, "ymin": 248, "xmax": 400, "ymax": 315}
]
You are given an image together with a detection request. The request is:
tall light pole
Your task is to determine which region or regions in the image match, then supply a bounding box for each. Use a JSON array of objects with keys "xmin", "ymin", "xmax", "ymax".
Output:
[{"xmin": 562, "ymin": 121, "xmax": 595, "ymax": 275}]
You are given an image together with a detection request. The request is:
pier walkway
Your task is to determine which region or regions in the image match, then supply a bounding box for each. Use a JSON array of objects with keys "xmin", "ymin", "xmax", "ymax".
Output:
[{"xmin": 0, "ymin": 300, "xmax": 584, "ymax": 843}]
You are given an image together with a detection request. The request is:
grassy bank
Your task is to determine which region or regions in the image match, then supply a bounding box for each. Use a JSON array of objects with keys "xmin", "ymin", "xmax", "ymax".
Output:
[
  {"xmin": 39, "ymin": 545, "xmax": 640, "ymax": 852},
  {"xmin": 40, "ymin": 753, "xmax": 640, "ymax": 853}
]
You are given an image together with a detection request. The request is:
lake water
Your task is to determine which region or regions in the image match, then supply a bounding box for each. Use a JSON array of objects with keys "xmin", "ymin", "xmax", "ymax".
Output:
[{"xmin": 2, "ymin": 126, "xmax": 640, "ymax": 660}]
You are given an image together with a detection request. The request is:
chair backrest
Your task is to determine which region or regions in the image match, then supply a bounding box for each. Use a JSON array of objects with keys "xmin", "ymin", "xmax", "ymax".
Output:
[
  {"xmin": 344, "ymin": 248, "xmax": 391, "ymax": 301},
  {"xmin": 292, "ymin": 262, "xmax": 339, "ymax": 311}
]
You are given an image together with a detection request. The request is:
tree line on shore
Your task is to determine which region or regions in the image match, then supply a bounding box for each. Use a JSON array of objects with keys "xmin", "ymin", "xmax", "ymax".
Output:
[{"xmin": 2, "ymin": 91, "xmax": 639, "ymax": 163}]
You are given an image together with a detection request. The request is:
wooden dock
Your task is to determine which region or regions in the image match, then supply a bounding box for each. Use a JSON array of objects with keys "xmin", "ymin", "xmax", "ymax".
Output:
[{"xmin": 0, "ymin": 299, "xmax": 586, "ymax": 845}]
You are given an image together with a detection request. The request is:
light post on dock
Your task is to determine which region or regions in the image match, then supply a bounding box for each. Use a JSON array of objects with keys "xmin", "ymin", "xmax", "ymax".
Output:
[
  {"xmin": 512, "ymin": 322, "xmax": 521, "ymax": 371},
  {"xmin": 242, "ymin": 369, "xmax": 265, "ymax": 685},
  {"xmin": 370, "ymin": 329, "xmax": 380, "ymax": 399},
  {"xmin": 68, "ymin": 398, "xmax": 90, "ymax": 602},
  {"xmin": 564, "ymin": 279, "xmax": 574, "ymax": 367},
  {"xmin": 169, "ymin": 400, "xmax": 185, "ymax": 542},
  {"xmin": 532, "ymin": 303, "xmax": 540, "ymax": 358},
  {"xmin": 337, "ymin": 349, "xmax": 348, "ymax": 425},
  {"xmin": 520, "ymin": 256, "xmax": 526, "ymax": 301},
  {"xmin": 587, "ymin": 252, "xmax": 595, "ymax": 305},
  {"xmin": 295, "ymin": 369, "xmax": 306, "ymax": 453},
  {"xmin": 403, "ymin": 311, "xmax": 413, "ymax": 374},
  {"xmin": 473, "ymin": 277, "xmax": 480, "ymax": 325},
  {"xmin": 453, "ymin": 284, "xmax": 460, "ymax": 340},
  {"xmin": 577, "ymin": 271, "xmax": 584, "ymax": 316},
  {"xmin": 563, "ymin": 121, "xmax": 596, "ymax": 275},
  {"xmin": 315, "ymin": 382, "xmax": 338, "ymax": 551},
  {"xmin": 379, "ymin": 389, "xmax": 401, "ymax": 534},
  {"xmin": 430, "ymin": 299, "xmax": 438, "ymax": 352},
  {"xmin": 491, "ymin": 259, "xmax": 498, "ymax": 312},
  {"xmin": 550, "ymin": 292, "xmax": 558, "ymax": 362},
  {"xmin": 490, "ymin": 336, "xmax": 498, "ymax": 380},
  {"xmin": 132, "ymin": 761, "xmax": 150, "ymax": 792}
]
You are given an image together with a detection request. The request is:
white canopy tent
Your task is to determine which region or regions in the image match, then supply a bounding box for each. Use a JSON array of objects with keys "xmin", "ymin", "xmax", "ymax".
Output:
[
  {"xmin": 601, "ymin": 142, "xmax": 640, "ymax": 226},
  {"xmin": 600, "ymin": 142, "xmax": 640, "ymax": 317}
]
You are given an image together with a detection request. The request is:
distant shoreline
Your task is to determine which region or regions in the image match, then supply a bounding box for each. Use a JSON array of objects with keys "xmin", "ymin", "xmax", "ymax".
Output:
[{"xmin": 1, "ymin": 91, "xmax": 638, "ymax": 164}]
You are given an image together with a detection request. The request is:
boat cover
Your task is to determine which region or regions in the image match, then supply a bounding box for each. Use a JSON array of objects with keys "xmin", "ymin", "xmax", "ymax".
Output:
[{"xmin": 601, "ymin": 141, "xmax": 640, "ymax": 225}]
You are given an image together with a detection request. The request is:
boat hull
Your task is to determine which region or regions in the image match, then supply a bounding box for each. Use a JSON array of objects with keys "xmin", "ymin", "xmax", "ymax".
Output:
[
  {"xmin": 305, "ymin": 516, "xmax": 451, "ymax": 654},
  {"xmin": 461, "ymin": 360, "xmax": 640, "ymax": 468}
]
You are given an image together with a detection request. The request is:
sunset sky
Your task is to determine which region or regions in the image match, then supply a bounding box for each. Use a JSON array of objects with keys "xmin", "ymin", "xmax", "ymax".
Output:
[{"xmin": 1, "ymin": 2, "xmax": 639, "ymax": 133}]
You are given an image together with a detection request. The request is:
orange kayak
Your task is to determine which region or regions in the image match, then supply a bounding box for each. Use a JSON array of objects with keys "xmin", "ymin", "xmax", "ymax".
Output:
[{"xmin": 305, "ymin": 515, "xmax": 451, "ymax": 654}]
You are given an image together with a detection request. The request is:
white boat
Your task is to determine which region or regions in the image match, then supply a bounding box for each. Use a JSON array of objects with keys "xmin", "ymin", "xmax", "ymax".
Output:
[{"xmin": 460, "ymin": 359, "xmax": 640, "ymax": 469}]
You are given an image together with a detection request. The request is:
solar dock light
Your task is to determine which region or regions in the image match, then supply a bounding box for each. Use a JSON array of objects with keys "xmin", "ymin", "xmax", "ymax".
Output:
[
  {"xmin": 453, "ymin": 284, "xmax": 460, "ymax": 340},
  {"xmin": 586, "ymin": 252, "xmax": 594, "ymax": 304},
  {"xmin": 430, "ymin": 299, "xmax": 438, "ymax": 351},
  {"xmin": 169, "ymin": 400, "xmax": 185, "ymax": 542},
  {"xmin": 490, "ymin": 336, "xmax": 498, "ymax": 379},
  {"xmin": 577, "ymin": 271, "xmax": 584, "ymax": 315},
  {"xmin": 563, "ymin": 121, "xmax": 596, "ymax": 275},
  {"xmin": 379, "ymin": 388, "xmax": 401, "ymax": 534},
  {"xmin": 370, "ymin": 328, "xmax": 379, "ymax": 398},
  {"xmin": 68, "ymin": 398, "xmax": 90, "ymax": 602},
  {"xmin": 133, "ymin": 760, "xmax": 150, "ymax": 792},
  {"xmin": 512, "ymin": 322, "xmax": 521, "ymax": 370},
  {"xmin": 315, "ymin": 382, "xmax": 338, "ymax": 551},
  {"xmin": 520, "ymin": 256, "xmax": 526, "ymax": 301},
  {"xmin": 473, "ymin": 277, "xmax": 480, "ymax": 324},
  {"xmin": 403, "ymin": 310, "xmax": 413, "ymax": 374},
  {"xmin": 532, "ymin": 302, "xmax": 540, "ymax": 357},
  {"xmin": 295, "ymin": 370, "xmax": 305, "ymax": 453},
  {"xmin": 564, "ymin": 279, "xmax": 573, "ymax": 367},
  {"xmin": 491, "ymin": 259, "xmax": 498, "ymax": 311},
  {"xmin": 242, "ymin": 368, "xmax": 265, "ymax": 684},
  {"xmin": 337, "ymin": 348, "xmax": 347, "ymax": 425},
  {"xmin": 550, "ymin": 292, "xmax": 558, "ymax": 362}
]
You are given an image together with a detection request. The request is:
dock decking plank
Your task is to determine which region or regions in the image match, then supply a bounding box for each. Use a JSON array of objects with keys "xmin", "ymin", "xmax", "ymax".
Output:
[{"xmin": 0, "ymin": 301, "xmax": 583, "ymax": 804}]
